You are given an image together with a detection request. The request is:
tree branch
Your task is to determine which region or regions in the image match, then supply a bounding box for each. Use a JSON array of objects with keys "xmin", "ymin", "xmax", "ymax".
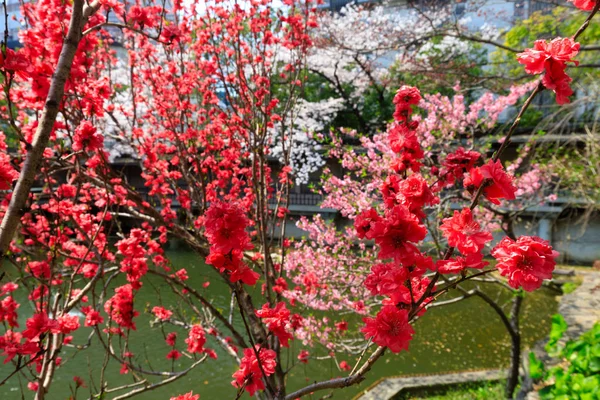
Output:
[{"xmin": 0, "ymin": 0, "xmax": 99, "ymax": 269}]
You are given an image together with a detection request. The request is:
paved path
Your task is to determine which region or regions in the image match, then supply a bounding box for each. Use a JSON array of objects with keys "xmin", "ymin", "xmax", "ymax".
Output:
[
  {"xmin": 557, "ymin": 270, "xmax": 600, "ymax": 340},
  {"xmin": 356, "ymin": 369, "xmax": 506, "ymax": 400},
  {"xmin": 525, "ymin": 269, "xmax": 600, "ymax": 400},
  {"xmin": 357, "ymin": 269, "xmax": 600, "ymax": 400}
]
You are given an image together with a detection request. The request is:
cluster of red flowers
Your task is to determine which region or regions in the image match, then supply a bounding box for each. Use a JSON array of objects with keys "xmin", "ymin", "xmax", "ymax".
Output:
[
  {"xmin": 0, "ymin": 295, "xmax": 19, "ymax": 328},
  {"xmin": 369, "ymin": 205, "xmax": 428, "ymax": 265},
  {"xmin": 464, "ymin": 160, "xmax": 517, "ymax": 205},
  {"xmin": 170, "ymin": 392, "xmax": 200, "ymax": 400},
  {"xmin": 0, "ymin": 48, "xmax": 30, "ymax": 78},
  {"xmin": 438, "ymin": 147, "xmax": 481, "ymax": 186},
  {"xmin": 0, "ymin": 309, "xmax": 84, "ymax": 364},
  {"xmin": 165, "ymin": 331, "xmax": 181, "ymax": 360},
  {"xmin": 492, "ymin": 236, "xmax": 559, "ymax": 291},
  {"xmin": 255, "ymin": 302, "xmax": 301, "ymax": 347},
  {"xmin": 204, "ymin": 201, "xmax": 259, "ymax": 285},
  {"xmin": 72, "ymin": 121, "xmax": 104, "ymax": 152},
  {"xmin": 0, "ymin": 330, "xmax": 39, "ymax": 364},
  {"xmin": 104, "ymin": 284, "xmax": 138, "ymax": 331},
  {"xmin": 437, "ymin": 208, "xmax": 493, "ymax": 274},
  {"xmin": 82, "ymin": 307, "xmax": 104, "ymax": 327},
  {"xmin": 0, "ymin": 153, "xmax": 18, "ymax": 191},
  {"xmin": 517, "ymin": 37, "xmax": 580, "ymax": 104},
  {"xmin": 364, "ymin": 260, "xmax": 432, "ymax": 307},
  {"xmin": 152, "ymin": 306, "xmax": 172, "ymax": 321},
  {"xmin": 355, "ymin": 84, "xmax": 560, "ymax": 354},
  {"xmin": 231, "ymin": 346, "xmax": 277, "ymax": 396},
  {"xmin": 568, "ymin": 0, "xmax": 597, "ymax": 11},
  {"xmin": 440, "ymin": 208, "xmax": 493, "ymax": 256},
  {"xmin": 185, "ymin": 324, "xmax": 207, "ymax": 354},
  {"xmin": 127, "ymin": 5, "xmax": 162, "ymax": 28},
  {"xmin": 115, "ymin": 228, "xmax": 155, "ymax": 288},
  {"xmin": 381, "ymin": 174, "xmax": 439, "ymax": 219},
  {"xmin": 362, "ymin": 305, "xmax": 414, "ymax": 353},
  {"xmin": 355, "ymin": 87, "xmax": 435, "ymax": 353},
  {"xmin": 388, "ymin": 86, "xmax": 424, "ymax": 172},
  {"xmin": 297, "ymin": 349, "xmax": 310, "ymax": 364},
  {"xmin": 432, "ymin": 124, "xmax": 521, "ymax": 278}
]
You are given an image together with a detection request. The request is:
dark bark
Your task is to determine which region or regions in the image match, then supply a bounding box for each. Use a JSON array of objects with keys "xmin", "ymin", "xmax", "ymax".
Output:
[
  {"xmin": 472, "ymin": 289, "xmax": 523, "ymax": 398},
  {"xmin": 506, "ymin": 295, "xmax": 523, "ymax": 399}
]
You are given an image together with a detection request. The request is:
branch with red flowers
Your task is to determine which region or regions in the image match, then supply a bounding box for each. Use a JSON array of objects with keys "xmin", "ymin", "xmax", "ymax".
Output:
[
  {"xmin": 407, "ymin": 77, "xmax": 542, "ymax": 315},
  {"xmin": 99, "ymin": 355, "xmax": 208, "ymax": 400},
  {"xmin": 284, "ymin": 6, "xmax": 599, "ymax": 398},
  {"xmin": 0, "ymin": 0, "xmax": 101, "ymax": 270},
  {"xmin": 147, "ymin": 270, "xmax": 249, "ymax": 348}
]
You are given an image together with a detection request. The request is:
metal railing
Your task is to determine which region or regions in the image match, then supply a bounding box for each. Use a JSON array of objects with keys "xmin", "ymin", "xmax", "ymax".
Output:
[{"xmin": 267, "ymin": 193, "xmax": 322, "ymax": 206}]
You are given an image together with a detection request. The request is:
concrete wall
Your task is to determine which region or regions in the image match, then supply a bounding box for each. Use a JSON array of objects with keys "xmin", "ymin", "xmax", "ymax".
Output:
[{"xmin": 553, "ymin": 212, "xmax": 600, "ymax": 265}]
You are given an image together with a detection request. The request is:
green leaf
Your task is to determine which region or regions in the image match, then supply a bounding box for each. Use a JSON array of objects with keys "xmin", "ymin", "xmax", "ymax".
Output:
[
  {"xmin": 546, "ymin": 314, "xmax": 568, "ymax": 354},
  {"xmin": 529, "ymin": 352, "xmax": 545, "ymax": 380},
  {"xmin": 588, "ymin": 357, "xmax": 600, "ymax": 373},
  {"xmin": 581, "ymin": 376, "xmax": 600, "ymax": 393}
]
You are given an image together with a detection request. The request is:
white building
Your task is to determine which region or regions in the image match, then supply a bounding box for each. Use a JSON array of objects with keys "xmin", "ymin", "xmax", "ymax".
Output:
[
  {"xmin": 0, "ymin": 0, "xmax": 26, "ymax": 43},
  {"xmin": 0, "ymin": 1, "xmax": 175, "ymax": 47},
  {"xmin": 321, "ymin": 0, "xmax": 555, "ymax": 25}
]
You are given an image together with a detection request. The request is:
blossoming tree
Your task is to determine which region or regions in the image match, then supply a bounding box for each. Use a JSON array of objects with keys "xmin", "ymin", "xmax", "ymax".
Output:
[
  {"xmin": 283, "ymin": 80, "xmax": 557, "ymax": 398},
  {"xmin": 304, "ymin": 1, "xmax": 497, "ymax": 134},
  {"xmin": 0, "ymin": 1, "xmax": 598, "ymax": 400}
]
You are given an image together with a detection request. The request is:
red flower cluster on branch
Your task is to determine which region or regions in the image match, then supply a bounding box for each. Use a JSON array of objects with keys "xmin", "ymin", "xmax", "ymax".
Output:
[
  {"xmin": 353, "ymin": 82, "xmax": 560, "ymax": 355},
  {"xmin": 439, "ymin": 147, "xmax": 481, "ymax": 186},
  {"xmin": 185, "ymin": 324, "xmax": 207, "ymax": 354},
  {"xmin": 204, "ymin": 201, "xmax": 259, "ymax": 286},
  {"xmin": 0, "ymin": 154, "xmax": 18, "ymax": 191},
  {"xmin": 464, "ymin": 160, "xmax": 517, "ymax": 205},
  {"xmin": 440, "ymin": 208, "xmax": 493, "ymax": 256},
  {"xmin": 354, "ymin": 86, "xmax": 435, "ymax": 352},
  {"xmin": 232, "ymin": 346, "xmax": 277, "ymax": 396},
  {"xmin": 72, "ymin": 121, "xmax": 104, "ymax": 152},
  {"xmin": 152, "ymin": 306, "xmax": 172, "ymax": 321},
  {"xmin": 104, "ymin": 284, "xmax": 138, "ymax": 330},
  {"xmin": 362, "ymin": 305, "xmax": 414, "ymax": 353},
  {"xmin": 492, "ymin": 236, "xmax": 559, "ymax": 291},
  {"xmin": 517, "ymin": 37, "xmax": 580, "ymax": 104},
  {"xmin": 255, "ymin": 302, "xmax": 296, "ymax": 347}
]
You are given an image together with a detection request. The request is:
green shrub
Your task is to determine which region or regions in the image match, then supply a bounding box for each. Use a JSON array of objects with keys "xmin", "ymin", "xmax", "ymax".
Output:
[{"xmin": 530, "ymin": 314, "xmax": 600, "ymax": 399}]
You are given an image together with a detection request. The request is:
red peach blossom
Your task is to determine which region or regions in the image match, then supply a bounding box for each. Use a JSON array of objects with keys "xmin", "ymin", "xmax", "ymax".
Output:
[
  {"xmin": 361, "ymin": 305, "xmax": 414, "ymax": 353},
  {"xmin": 491, "ymin": 236, "xmax": 558, "ymax": 291},
  {"xmin": 440, "ymin": 208, "xmax": 493, "ymax": 255}
]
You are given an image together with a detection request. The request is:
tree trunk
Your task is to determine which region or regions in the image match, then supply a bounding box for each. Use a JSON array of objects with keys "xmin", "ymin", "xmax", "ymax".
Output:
[
  {"xmin": 506, "ymin": 294, "xmax": 523, "ymax": 399},
  {"xmin": 474, "ymin": 289, "xmax": 523, "ymax": 399},
  {"xmin": 0, "ymin": 0, "xmax": 100, "ymax": 269}
]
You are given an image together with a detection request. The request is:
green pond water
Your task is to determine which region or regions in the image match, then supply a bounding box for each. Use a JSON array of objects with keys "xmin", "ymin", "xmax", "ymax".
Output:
[{"xmin": 0, "ymin": 250, "xmax": 559, "ymax": 399}]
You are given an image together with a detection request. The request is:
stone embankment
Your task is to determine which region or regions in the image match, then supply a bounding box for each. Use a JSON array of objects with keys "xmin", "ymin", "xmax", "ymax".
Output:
[
  {"xmin": 356, "ymin": 369, "xmax": 506, "ymax": 400},
  {"xmin": 557, "ymin": 270, "xmax": 600, "ymax": 340}
]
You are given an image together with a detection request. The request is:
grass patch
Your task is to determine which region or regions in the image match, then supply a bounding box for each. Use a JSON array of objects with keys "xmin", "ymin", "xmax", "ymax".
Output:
[
  {"xmin": 561, "ymin": 281, "xmax": 580, "ymax": 294},
  {"xmin": 555, "ymin": 269, "xmax": 583, "ymax": 294},
  {"xmin": 393, "ymin": 380, "xmax": 506, "ymax": 400}
]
